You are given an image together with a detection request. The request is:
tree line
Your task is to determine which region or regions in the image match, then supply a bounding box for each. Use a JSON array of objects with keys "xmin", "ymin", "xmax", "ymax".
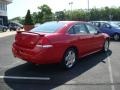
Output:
[{"xmin": 10, "ymin": 4, "xmax": 120, "ymax": 24}]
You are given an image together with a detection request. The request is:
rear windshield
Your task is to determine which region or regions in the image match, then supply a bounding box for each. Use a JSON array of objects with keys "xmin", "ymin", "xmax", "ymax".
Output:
[{"xmin": 30, "ymin": 21, "xmax": 66, "ymax": 33}]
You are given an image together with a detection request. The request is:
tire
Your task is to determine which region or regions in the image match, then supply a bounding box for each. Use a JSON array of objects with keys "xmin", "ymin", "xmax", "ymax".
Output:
[
  {"xmin": 113, "ymin": 33, "xmax": 120, "ymax": 41},
  {"xmin": 9, "ymin": 29, "xmax": 12, "ymax": 31},
  {"xmin": 103, "ymin": 40, "xmax": 109, "ymax": 52},
  {"xmin": 27, "ymin": 62, "xmax": 38, "ymax": 66},
  {"xmin": 2, "ymin": 28, "xmax": 7, "ymax": 32},
  {"xmin": 61, "ymin": 48, "xmax": 77, "ymax": 70}
]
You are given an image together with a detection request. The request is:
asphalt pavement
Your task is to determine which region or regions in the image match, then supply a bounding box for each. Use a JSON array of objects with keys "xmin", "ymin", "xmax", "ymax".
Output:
[{"xmin": 0, "ymin": 35, "xmax": 120, "ymax": 90}]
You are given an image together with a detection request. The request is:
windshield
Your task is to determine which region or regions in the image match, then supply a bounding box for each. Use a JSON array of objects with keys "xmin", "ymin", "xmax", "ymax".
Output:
[
  {"xmin": 30, "ymin": 21, "xmax": 66, "ymax": 33},
  {"xmin": 109, "ymin": 22, "xmax": 120, "ymax": 28}
]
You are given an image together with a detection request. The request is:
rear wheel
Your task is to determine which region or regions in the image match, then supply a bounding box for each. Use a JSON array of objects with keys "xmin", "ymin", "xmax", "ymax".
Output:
[
  {"xmin": 113, "ymin": 33, "xmax": 120, "ymax": 41},
  {"xmin": 61, "ymin": 48, "xmax": 77, "ymax": 69},
  {"xmin": 103, "ymin": 40, "xmax": 109, "ymax": 52}
]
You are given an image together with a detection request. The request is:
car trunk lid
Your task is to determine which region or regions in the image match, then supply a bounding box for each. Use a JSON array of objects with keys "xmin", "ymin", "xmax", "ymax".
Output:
[{"xmin": 15, "ymin": 31, "xmax": 45, "ymax": 49}]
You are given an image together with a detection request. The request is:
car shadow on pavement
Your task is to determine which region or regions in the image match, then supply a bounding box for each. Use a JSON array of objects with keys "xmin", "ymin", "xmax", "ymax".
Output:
[{"xmin": 4, "ymin": 50, "xmax": 112, "ymax": 90}]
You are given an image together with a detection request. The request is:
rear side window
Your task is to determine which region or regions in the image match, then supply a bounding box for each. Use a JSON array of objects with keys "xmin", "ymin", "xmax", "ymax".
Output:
[
  {"xmin": 86, "ymin": 24, "xmax": 98, "ymax": 34},
  {"xmin": 68, "ymin": 27, "xmax": 75, "ymax": 34},
  {"xmin": 30, "ymin": 22, "xmax": 66, "ymax": 33}
]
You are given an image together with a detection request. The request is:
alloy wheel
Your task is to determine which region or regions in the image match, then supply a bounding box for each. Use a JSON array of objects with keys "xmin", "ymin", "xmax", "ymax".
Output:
[
  {"xmin": 65, "ymin": 50, "xmax": 76, "ymax": 68},
  {"xmin": 104, "ymin": 40, "xmax": 109, "ymax": 52},
  {"xmin": 113, "ymin": 34, "xmax": 120, "ymax": 41}
]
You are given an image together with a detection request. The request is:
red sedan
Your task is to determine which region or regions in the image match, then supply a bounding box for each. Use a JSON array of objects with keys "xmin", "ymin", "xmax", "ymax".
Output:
[{"xmin": 12, "ymin": 21, "xmax": 110, "ymax": 69}]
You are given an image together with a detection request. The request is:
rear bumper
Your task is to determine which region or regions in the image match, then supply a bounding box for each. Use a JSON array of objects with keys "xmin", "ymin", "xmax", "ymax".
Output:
[{"xmin": 12, "ymin": 43, "xmax": 61, "ymax": 64}]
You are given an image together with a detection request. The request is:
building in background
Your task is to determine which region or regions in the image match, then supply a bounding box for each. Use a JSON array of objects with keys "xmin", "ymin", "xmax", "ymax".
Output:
[{"xmin": 0, "ymin": 0, "xmax": 12, "ymax": 26}]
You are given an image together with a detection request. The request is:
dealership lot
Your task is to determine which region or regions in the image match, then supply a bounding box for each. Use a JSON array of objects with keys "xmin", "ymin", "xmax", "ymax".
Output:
[
  {"xmin": 0, "ymin": 31, "xmax": 16, "ymax": 38},
  {"xmin": 0, "ymin": 35, "xmax": 120, "ymax": 90}
]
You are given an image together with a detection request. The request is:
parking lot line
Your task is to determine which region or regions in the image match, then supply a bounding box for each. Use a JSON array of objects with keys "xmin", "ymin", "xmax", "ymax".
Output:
[
  {"xmin": 107, "ymin": 53, "xmax": 115, "ymax": 90},
  {"xmin": 0, "ymin": 76, "xmax": 50, "ymax": 80}
]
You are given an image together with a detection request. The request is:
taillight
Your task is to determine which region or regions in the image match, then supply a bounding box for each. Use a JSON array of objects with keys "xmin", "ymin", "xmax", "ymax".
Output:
[
  {"xmin": 36, "ymin": 37, "xmax": 53, "ymax": 48},
  {"xmin": 15, "ymin": 31, "xmax": 24, "ymax": 42}
]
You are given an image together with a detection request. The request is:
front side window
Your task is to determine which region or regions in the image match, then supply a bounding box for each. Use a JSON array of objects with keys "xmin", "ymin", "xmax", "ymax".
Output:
[
  {"xmin": 68, "ymin": 23, "xmax": 88, "ymax": 34},
  {"xmin": 103, "ymin": 23, "xmax": 111, "ymax": 28},
  {"xmin": 68, "ymin": 27, "xmax": 75, "ymax": 34},
  {"xmin": 86, "ymin": 24, "xmax": 98, "ymax": 34}
]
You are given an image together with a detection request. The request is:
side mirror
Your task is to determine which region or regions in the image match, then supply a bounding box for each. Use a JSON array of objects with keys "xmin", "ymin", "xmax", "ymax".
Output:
[
  {"xmin": 94, "ymin": 30, "xmax": 101, "ymax": 35},
  {"xmin": 109, "ymin": 26, "xmax": 112, "ymax": 29},
  {"xmin": 95, "ymin": 27, "xmax": 101, "ymax": 33},
  {"xmin": 97, "ymin": 30, "xmax": 101, "ymax": 33}
]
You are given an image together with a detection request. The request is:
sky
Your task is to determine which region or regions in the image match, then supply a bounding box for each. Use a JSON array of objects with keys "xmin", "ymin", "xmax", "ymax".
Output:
[{"xmin": 7, "ymin": 0, "xmax": 120, "ymax": 19}]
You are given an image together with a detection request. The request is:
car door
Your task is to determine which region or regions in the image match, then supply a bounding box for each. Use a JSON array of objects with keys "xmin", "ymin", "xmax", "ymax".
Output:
[
  {"xmin": 85, "ymin": 24, "xmax": 104, "ymax": 51},
  {"xmin": 100, "ymin": 23, "xmax": 114, "ymax": 36},
  {"xmin": 68, "ymin": 23, "xmax": 94, "ymax": 56}
]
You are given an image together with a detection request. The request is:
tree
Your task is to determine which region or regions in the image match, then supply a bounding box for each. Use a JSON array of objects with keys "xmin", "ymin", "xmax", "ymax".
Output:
[
  {"xmin": 24, "ymin": 10, "xmax": 34, "ymax": 31},
  {"xmin": 38, "ymin": 4, "xmax": 52, "ymax": 23},
  {"xmin": 55, "ymin": 11, "xmax": 65, "ymax": 20},
  {"xmin": 24, "ymin": 10, "xmax": 34, "ymax": 25}
]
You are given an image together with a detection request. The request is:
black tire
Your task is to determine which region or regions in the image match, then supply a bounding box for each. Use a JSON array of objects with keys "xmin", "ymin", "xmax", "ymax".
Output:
[
  {"xmin": 2, "ymin": 28, "xmax": 7, "ymax": 32},
  {"xmin": 61, "ymin": 48, "xmax": 77, "ymax": 70},
  {"xmin": 113, "ymin": 33, "xmax": 120, "ymax": 41},
  {"xmin": 102, "ymin": 40, "xmax": 109, "ymax": 52},
  {"xmin": 9, "ymin": 29, "xmax": 12, "ymax": 31},
  {"xmin": 27, "ymin": 62, "xmax": 38, "ymax": 66}
]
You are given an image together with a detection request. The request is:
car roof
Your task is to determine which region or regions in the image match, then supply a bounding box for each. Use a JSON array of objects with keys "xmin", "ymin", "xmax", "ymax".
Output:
[
  {"xmin": 41, "ymin": 21, "xmax": 87, "ymax": 33},
  {"xmin": 48, "ymin": 21, "xmax": 85, "ymax": 24},
  {"xmin": 90, "ymin": 21, "xmax": 107, "ymax": 22}
]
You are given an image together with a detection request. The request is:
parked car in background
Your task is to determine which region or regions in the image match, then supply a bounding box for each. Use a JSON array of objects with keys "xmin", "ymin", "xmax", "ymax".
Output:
[
  {"xmin": 12, "ymin": 21, "xmax": 110, "ymax": 69},
  {"xmin": 90, "ymin": 21, "xmax": 120, "ymax": 40},
  {"xmin": 0, "ymin": 25, "xmax": 8, "ymax": 32},
  {"xmin": 34, "ymin": 23, "xmax": 41, "ymax": 27},
  {"xmin": 8, "ymin": 22, "xmax": 23, "ymax": 31},
  {"xmin": 89, "ymin": 21, "xmax": 107, "ymax": 28}
]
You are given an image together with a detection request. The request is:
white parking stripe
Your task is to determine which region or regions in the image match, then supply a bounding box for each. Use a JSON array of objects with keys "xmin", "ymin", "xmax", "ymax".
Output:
[
  {"xmin": 0, "ymin": 76, "xmax": 50, "ymax": 80},
  {"xmin": 107, "ymin": 53, "xmax": 115, "ymax": 90}
]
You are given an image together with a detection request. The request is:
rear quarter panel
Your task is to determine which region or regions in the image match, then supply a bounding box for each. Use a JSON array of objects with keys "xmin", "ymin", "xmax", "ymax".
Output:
[{"xmin": 46, "ymin": 33, "xmax": 79, "ymax": 62}]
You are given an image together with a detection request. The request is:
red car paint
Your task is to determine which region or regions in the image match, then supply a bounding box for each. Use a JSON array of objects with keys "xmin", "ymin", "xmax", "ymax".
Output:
[{"xmin": 12, "ymin": 21, "xmax": 109, "ymax": 64}]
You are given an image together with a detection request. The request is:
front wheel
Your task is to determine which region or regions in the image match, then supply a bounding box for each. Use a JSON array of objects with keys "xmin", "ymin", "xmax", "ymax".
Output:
[
  {"xmin": 103, "ymin": 40, "xmax": 109, "ymax": 52},
  {"xmin": 61, "ymin": 48, "xmax": 77, "ymax": 69}
]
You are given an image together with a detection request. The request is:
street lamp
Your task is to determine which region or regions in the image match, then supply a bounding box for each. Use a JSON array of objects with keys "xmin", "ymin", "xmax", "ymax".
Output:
[
  {"xmin": 88, "ymin": 0, "xmax": 89, "ymax": 12},
  {"xmin": 69, "ymin": 2, "xmax": 73, "ymax": 20},
  {"xmin": 87, "ymin": 0, "xmax": 90, "ymax": 21},
  {"xmin": 69, "ymin": 2, "xmax": 73, "ymax": 12}
]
